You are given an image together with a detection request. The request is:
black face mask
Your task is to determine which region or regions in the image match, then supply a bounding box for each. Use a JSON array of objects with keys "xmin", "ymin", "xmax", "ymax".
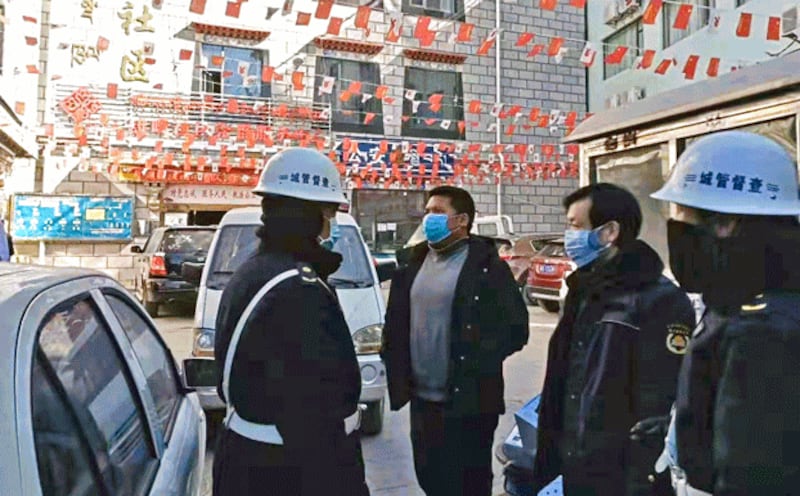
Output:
[{"xmin": 667, "ymin": 219, "xmax": 765, "ymax": 307}]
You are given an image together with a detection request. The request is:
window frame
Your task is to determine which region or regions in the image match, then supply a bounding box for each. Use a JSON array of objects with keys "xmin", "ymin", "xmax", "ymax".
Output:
[
  {"xmin": 662, "ymin": 0, "xmax": 712, "ymax": 48},
  {"xmin": 603, "ymin": 20, "xmax": 644, "ymax": 80},
  {"xmin": 14, "ymin": 278, "xmax": 170, "ymax": 495},
  {"xmin": 313, "ymin": 56, "xmax": 385, "ymax": 135},
  {"xmin": 401, "ymin": 0, "xmax": 464, "ymax": 20},
  {"xmin": 402, "ymin": 67, "xmax": 465, "ymax": 140},
  {"xmin": 194, "ymin": 43, "xmax": 271, "ymax": 98}
]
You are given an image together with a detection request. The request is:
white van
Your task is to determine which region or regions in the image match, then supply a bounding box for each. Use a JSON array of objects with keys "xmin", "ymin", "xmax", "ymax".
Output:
[{"xmin": 189, "ymin": 207, "xmax": 389, "ymax": 434}]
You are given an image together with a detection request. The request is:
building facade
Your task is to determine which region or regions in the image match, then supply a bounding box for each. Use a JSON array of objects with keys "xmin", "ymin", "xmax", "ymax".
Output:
[
  {"xmin": 10, "ymin": 0, "xmax": 586, "ymax": 287},
  {"xmin": 587, "ymin": 0, "xmax": 798, "ymax": 111}
]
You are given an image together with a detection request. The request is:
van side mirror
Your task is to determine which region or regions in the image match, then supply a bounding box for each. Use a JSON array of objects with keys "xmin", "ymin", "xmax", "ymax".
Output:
[
  {"xmin": 130, "ymin": 245, "xmax": 143, "ymax": 254},
  {"xmin": 182, "ymin": 261, "xmax": 204, "ymax": 286},
  {"xmin": 376, "ymin": 260, "xmax": 397, "ymax": 283},
  {"xmin": 182, "ymin": 358, "xmax": 219, "ymax": 390}
]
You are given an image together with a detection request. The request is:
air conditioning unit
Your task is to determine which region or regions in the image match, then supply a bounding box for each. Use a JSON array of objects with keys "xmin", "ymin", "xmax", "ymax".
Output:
[
  {"xmin": 615, "ymin": 0, "xmax": 639, "ymax": 17},
  {"xmin": 604, "ymin": 0, "xmax": 621, "ymax": 25},
  {"xmin": 782, "ymin": 6, "xmax": 800, "ymax": 36},
  {"xmin": 627, "ymin": 86, "xmax": 645, "ymax": 101}
]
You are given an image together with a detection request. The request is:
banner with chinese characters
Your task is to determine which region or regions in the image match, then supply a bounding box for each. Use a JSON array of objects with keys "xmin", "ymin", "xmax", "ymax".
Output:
[
  {"xmin": 162, "ymin": 185, "xmax": 260, "ymax": 206},
  {"xmin": 335, "ymin": 138, "xmax": 457, "ymax": 178},
  {"xmin": 11, "ymin": 194, "xmax": 135, "ymax": 240}
]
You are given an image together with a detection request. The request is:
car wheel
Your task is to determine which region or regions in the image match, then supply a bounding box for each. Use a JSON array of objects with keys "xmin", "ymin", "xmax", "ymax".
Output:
[
  {"xmin": 538, "ymin": 299, "xmax": 560, "ymax": 313},
  {"xmin": 144, "ymin": 299, "xmax": 159, "ymax": 318},
  {"xmin": 360, "ymin": 398, "xmax": 384, "ymax": 436}
]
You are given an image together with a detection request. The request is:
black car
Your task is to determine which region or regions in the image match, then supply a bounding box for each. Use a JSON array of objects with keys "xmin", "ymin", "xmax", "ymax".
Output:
[{"xmin": 132, "ymin": 226, "xmax": 216, "ymax": 317}]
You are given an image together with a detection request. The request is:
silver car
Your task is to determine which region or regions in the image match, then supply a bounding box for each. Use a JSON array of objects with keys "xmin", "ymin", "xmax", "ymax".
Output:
[{"xmin": 0, "ymin": 264, "xmax": 206, "ymax": 496}]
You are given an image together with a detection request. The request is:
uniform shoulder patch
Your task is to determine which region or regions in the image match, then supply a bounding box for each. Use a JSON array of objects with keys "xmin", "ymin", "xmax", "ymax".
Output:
[
  {"xmin": 666, "ymin": 323, "xmax": 691, "ymax": 355},
  {"xmin": 741, "ymin": 293, "xmax": 768, "ymax": 314},
  {"xmin": 295, "ymin": 262, "xmax": 318, "ymax": 284}
]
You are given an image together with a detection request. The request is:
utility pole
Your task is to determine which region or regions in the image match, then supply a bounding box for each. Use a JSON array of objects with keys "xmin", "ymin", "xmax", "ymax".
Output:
[{"xmin": 494, "ymin": 0, "xmax": 503, "ymax": 217}]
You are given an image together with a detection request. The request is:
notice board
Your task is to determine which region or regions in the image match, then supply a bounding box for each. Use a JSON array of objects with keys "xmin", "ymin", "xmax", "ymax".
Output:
[{"xmin": 12, "ymin": 195, "xmax": 135, "ymax": 241}]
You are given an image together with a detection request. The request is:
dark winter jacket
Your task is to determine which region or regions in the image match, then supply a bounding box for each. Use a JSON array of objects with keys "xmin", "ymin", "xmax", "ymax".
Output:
[
  {"xmin": 381, "ymin": 236, "xmax": 529, "ymax": 416},
  {"xmin": 213, "ymin": 245, "xmax": 362, "ymax": 495},
  {"xmin": 676, "ymin": 229, "xmax": 800, "ymax": 496},
  {"xmin": 533, "ymin": 240, "xmax": 695, "ymax": 495}
]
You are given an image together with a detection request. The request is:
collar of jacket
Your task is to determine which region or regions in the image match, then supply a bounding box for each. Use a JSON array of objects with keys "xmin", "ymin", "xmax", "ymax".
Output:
[
  {"xmin": 566, "ymin": 239, "xmax": 664, "ymax": 295},
  {"xmin": 260, "ymin": 243, "xmax": 343, "ymax": 279},
  {"xmin": 398, "ymin": 235, "xmax": 496, "ymax": 269}
]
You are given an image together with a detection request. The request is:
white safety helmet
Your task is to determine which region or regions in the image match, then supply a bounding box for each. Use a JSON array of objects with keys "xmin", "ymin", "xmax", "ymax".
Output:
[
  {"xmin": 651, "ymin": 130, "xmax": 800, "ymax": 215},
  {"xmin": 253, "ymin": 147, "xmax": 347, "ymax": 204}
]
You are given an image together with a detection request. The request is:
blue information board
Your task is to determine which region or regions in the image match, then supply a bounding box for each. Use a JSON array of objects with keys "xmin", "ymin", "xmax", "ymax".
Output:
[
  {"xmin": 335, "ymin": 138, "xmax": 456, "ymax": 177},
  {"xmin": 12, "ymin": 195, "xmax": 135, "ymax": 241}
]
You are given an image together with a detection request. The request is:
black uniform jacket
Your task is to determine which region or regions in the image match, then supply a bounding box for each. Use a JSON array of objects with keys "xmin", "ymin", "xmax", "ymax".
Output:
[
  {"xmin": 677, "ymin": 239, "xmax": 800, "ymax": 496},
  {"xmin": 213, "ymin": 246, "xmax": 361, "ymax": 490},
  {"xmin": 533, "ymin": 240, "xmax": 695, "ymax": 493},
  {"xmin": 381, "ymin": 236, "xmax": 529, "ymax": 416}
]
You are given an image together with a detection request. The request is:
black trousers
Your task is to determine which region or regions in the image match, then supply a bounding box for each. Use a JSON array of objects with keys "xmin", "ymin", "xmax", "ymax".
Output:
[
  {"xmin": 213, "ymin": 426, "xmax": 370, "ymax": 496},
  {"xmin": 410, "ymin": 398, "xmax": 499, "ymax": 496}
]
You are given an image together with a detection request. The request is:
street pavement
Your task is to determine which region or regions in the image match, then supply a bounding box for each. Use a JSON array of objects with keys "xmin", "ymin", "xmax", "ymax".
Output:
[{"xmin": 155, "ymin": 301, "xmax": 558, "ymax": 496}]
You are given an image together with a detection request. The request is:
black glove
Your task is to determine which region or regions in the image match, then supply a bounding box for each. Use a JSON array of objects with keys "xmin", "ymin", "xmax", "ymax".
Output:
[{"xmin": 629, "ymin": 415, "xmax": 670, "ymax": 448}]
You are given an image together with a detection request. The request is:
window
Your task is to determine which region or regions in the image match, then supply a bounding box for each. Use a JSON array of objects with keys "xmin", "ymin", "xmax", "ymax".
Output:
[
  {"xmin": 604, "ymin": 21, "xmax": 643, "ymax": 79},
  {"xmin": 402, "ymin": 0, "xmax": 464, "ymax": 20},
  {"xmin": 663, "ymin": 0, "xmax": 711, "ymax": 48},
  {"xmin": 735, "ymin": 0, "xmax": 749, "ymax": 6},
  {"xmin": 196, "ymin": 44, "xmax": 270, "ymax": 98},
  {"xmin": 32, "ymin": 352, "xmax": 100, "ymax": 496},
  {"xmin": 106, "ymin": 294, "xmax": 181, "ymax": 440},
  {"xmin": 314, "ymin": 57, "xmax": 384, "ymax": 134},
  {"xmin": 36, "ymin": 299, "xmax": 158, "ymax": 495},
  {"xmin": 402, "ymin": 67, "xmax": 465, "ymax": 140}
]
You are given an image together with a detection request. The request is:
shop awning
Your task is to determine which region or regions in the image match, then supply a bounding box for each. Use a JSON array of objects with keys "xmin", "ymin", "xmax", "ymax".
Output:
[{"xmin": 402, "ymin": 49, "xmax": 467, "ymax": 65}]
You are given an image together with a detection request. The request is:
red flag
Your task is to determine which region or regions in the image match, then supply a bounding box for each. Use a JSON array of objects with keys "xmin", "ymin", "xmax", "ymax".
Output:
[
  {"xmin": 457, "ymin": 23, "xmax": 474, "ymax": 42},
  {"xmin": 262, "ymin": 66, "xmax": 274, "ymax": 82},
  {"xmin": 767, "ymin": 16, "xmax": 782, "ymax": 40},
  {"xmin": 528, "ymin": 107, "xmax": 540, "ymax": 122},
  {"xmin": 682, "ymin": 55, "xmax": 700, "ymax": 79},
  {"xmin": 375, "ymin": 85, "xmax": 389, "ymax": 100},
  {"xmin": 528, "ymin": 45, "xmax": 544, "ymax": 57},
  {"xmin": 315, "ymin": 0, "xmax": 333, "ymax": 19},
  {"xmin": 419, "ymin": 30, "xmax": 436, "ymax": 47},
  {"xmin": 540, "ymin": 0, "xmax": 558, "ymax": 9},
  {"xmin": 179, "ymin": 49, "xmax": 193, "ymax": 61},
  {"xmin": 364, "ymin": 113, "xmax": 376, "ymax": 125},
  {"xmin": 189, "ymin": 0, "xmax": 206, "ymax": 14},
  {"xmin": 707, "ymin": 57, "xmax": 720, "ymax": 77},
  {"xmin": 211, "ymin": 55, "xmax": 224, "ymax": 67},
  {"xmin": 25, "ymin": 37, "xmax": 37, "ymax": 46},
  {"xmin": 347, "ymin": 81, "xmax": 362, "ymax": 94},
  {"xmin": 569, "ymin": 0, "xmax": 586, "ymax": 8},
  {"xmin": 296, "ymin": 12, "xmax": 311, "ymax": 25},
  {"xmin": 292, "ymin": 71, "xmax": 305, "ymax": 91},
  {"xmin": 538, "ymin": 116, "xmax": 550, "ymax": 128},
  {"xmin": 641, "ymin": 0, "xmax": 663, "ymax": 24},
  {"xmin": 639, "ymin": 49, "xmax": 656, "ymax": 69},
  {"xmin": 97, "ymin": 36, "xmax": 110, "ymax": 51},
  {"xmin": 225, "ymin": 1, "xmax": 241, "ymax": 18},
  {"xmin": 22, "ymin": 15, "xmax": 37, "ymax": 23},
  {"xmin": 26, "ymin": 65, "xmax": 39, "ymax": 74},
  {"xmin": 604, "ymin": 46, "xmax": 628, "ymax": 64},
  {"xmin": 415, "ymin": 17, "xmax": 432, "ymax": 39},
  {"xmin": 736, "ymin": 12, "xmax": 752, "ymax": 37},
  {"xmin": 655, "ymin": 59, "xmax": 673, "ymax": 75},
  {"xmin": 516, "ymin": 32, "xmax": 534, "ymax": 46},
  {"xmin": 355, "ymin": 6, "xmax": 371, "ymax": 31},
  {"xmin": 477, "ymin": 39, "xmax": 495, "ymax": 56},
  {"xmin": 386, "ymin": 16, "xmax": 402, "ymax": 42},
  {"xmin": 468, "ymin": 100, "xmax": 482, "ymax": 113},
  {"xmin": 107, "ymin": 83, "xmax": 118, "ymax": 99},
  {"xmin": 327, "ymin": 17, "xmax": 343, "ymax": 35},
  {"xmin": 547, "ymin": 37, "xmax": 564, "ymax": 56},
  {"xmin": 673, "ymin": 4, "xmax": 693, "ymax": 29},
  {"xmin": 457, "ymin": 121, "xmax": 466, "ymax": 134}
]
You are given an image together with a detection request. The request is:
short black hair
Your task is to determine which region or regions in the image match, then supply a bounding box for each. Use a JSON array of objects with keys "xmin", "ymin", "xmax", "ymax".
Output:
[
  {"xmin": 428, "ymin": 186, "xmax": 476, "ymax": 231},
  {"xmin": 563, "ymin": 183, "xmax": 642, "ymax": 246}
]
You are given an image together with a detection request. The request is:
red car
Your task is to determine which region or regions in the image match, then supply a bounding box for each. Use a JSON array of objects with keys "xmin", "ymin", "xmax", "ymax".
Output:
[
  {"xmin": 525, "ymin": 239, "xmax": 576, "ymax": 313},
  {"xmin": 498, "ymin": 234, "xmax": 561, "ymax": 302}
]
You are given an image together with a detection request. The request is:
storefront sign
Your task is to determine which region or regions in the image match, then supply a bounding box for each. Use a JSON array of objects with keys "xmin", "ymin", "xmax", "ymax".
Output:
[
  {"xmin": 12, "ymin": 195, "xmax": 134, "ymax": 240},
  {"xmin": 335, "ymin": 138, "xmax": 456, "ymax": 177},
  {"xmin": 162, "ymin": 185, "xmax": 260, "ymax": 205}
]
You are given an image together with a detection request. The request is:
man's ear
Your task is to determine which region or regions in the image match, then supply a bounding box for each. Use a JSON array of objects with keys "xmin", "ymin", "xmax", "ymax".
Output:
[{"xmin": 605, "ymin": 220, "xmax": 621, "ymax": 245}]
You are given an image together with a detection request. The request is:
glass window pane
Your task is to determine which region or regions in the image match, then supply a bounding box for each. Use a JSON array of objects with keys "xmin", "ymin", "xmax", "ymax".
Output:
[
  {"xmin": 402, "ymin": 67, "xmax": 464, "ymax": 139},
  {"xmin": 32, "ymin": 352, "xmax": 100, "ymax": 496},
  {"xmin": 200, "ymin": 44, "xmax": 269, "ymax": 98},
  {"xmin": 106, "ymin": 294, "xmax": 181, "ymax": 440},
  {"xmin": 314, "ymin": 57, "xmax": 383, "ymax": 133},
  {"xmin": 663, "ymin": 0, "xmax": 711, "ymax": 48},
  {"xmin": 603, "ymin": 20, "xmax": 643, "ymax": 79},
  {"xmin": 37, "ymin": 299, "xmax": 157, "ymax": 495}
]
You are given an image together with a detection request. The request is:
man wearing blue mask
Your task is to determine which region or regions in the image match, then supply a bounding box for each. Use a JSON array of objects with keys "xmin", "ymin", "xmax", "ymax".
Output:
[
  {"xmin": 532, "ymin": 183, "xmax": 695, "ymax": 496},
  {"xmin": 382, "ymin": 186, "xmax": 529, "ymax": 496}
]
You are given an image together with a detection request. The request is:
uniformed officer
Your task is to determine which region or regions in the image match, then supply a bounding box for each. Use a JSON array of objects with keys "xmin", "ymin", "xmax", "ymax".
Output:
[
  {"xmin": 650, "ymin": 130, "xmax": 800, "ymax": 495},
  {"xmin": 212, "ymin": 148, "xmax": 370, "ymax": 496}
]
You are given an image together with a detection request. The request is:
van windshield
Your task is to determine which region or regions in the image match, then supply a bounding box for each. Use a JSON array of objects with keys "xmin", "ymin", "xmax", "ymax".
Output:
[{"xmin": 206, "ymin": 224, "xmax": 374, "ymax": 290}]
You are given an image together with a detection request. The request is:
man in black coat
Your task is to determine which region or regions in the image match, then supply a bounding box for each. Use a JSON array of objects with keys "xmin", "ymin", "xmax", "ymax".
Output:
[
  {"xmin": 382, "ymin": 186, "xmax": 529, "ymax": 496},
  {"xmin": 532, "ymin": 183, "xmax": 695, "ymax": 496}
]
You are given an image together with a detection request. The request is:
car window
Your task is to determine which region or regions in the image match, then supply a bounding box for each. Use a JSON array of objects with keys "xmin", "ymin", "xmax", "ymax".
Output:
[
  {"xmin": 106, "ymin": 293, "xmax": 181, "ymax": 440},
  {"xmin": 37, "ymin": 298, "xmax": 158, "ymax": 495},
  {"xmin": 207, "ymin": 223, "xmax": 374, "ymax": 290},
  {"xmin": 477, "ymin": 223, "xmax": 498, "ymax": 237},
  {"xmin": 143, "ymin": 230, "xmax": 162, "ymax": 254},
  {"xmin": 160, "ymin": 229, "xmax": 215, "ymax": 254},
  {"xmin": 538, "ymin": 243, "xmax": 566, "ymax": 258},
  {"xmin": 32, "ymin": 350, "xmax": 101, "ymax": 496}
]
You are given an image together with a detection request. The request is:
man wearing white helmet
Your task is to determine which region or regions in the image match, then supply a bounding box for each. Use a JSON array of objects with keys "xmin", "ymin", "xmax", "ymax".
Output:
[
  {"xmin": 212, "ymin": 148, "xmax": 370, "ymax": 495},
  {"xmin": 649, "ymin": 130, "xmax": 800, "ymax": 495}
]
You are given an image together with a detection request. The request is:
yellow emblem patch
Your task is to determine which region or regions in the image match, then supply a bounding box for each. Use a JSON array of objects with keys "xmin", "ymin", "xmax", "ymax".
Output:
[{"xmin": 666, "ymin": 323, "xmax": 691, "ymax": 355}]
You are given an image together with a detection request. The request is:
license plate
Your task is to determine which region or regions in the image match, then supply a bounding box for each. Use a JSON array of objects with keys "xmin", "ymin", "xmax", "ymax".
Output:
[{"xmin": 540, "ymin": 264, "xmax": 555, "ymax": 274}]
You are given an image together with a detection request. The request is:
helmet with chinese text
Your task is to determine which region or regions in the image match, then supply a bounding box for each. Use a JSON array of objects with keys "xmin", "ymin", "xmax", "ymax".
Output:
[
  {"xmin": 253, "ymin": 147, "xmax": 347, "ymax": 204},
  {"xmin": 651, "ymin": 131, "xmax": 800, "ymax": 215}
]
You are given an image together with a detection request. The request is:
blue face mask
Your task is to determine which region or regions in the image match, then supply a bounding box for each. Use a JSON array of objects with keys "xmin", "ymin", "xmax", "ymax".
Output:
[
  {"xmin": 423, "ymin": 213, "xmax": 453, "ymax": 244},
  {"xmin": 319, "ymin": 216, "xmax": 340, "ymax": 251},
  {"xmin": 564, "ymin": 225, "xmax": 610, "ymax": 268}
]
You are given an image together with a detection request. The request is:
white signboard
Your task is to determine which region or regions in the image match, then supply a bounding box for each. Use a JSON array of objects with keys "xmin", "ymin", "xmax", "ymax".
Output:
[{"xmin": 162, "ymin": 185, "xmax": 260, "ymax": 206}]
